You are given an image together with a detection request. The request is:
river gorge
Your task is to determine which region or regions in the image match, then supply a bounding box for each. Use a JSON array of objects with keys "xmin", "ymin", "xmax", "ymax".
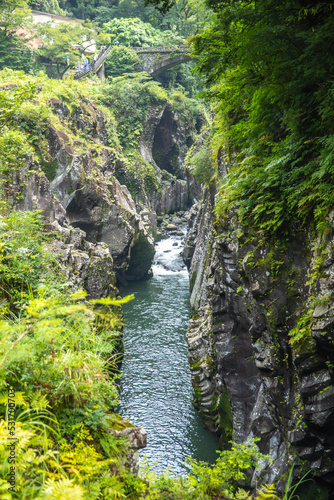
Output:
[
  {"xmin": 118, "ymin": 232, "xmax": 219, "ymax": 473},
  {"xmin": 2, "ymin": 63, "xmax": 334, "ymax": 498}
]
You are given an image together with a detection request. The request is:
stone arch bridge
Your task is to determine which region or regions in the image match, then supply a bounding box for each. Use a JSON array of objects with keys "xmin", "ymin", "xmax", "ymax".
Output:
[
  {"xmin": 73, "ymin": 45, "xmax": 193, "ymax": 80},
  {"xmin": 132, "ymin": 46, "xmax": 193, "ymax": 77}
]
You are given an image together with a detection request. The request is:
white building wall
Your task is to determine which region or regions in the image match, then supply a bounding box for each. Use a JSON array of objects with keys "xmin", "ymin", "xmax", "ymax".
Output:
[{"xmin": 31, "ymin": 10, "xmax": 96, "ymax": 54}]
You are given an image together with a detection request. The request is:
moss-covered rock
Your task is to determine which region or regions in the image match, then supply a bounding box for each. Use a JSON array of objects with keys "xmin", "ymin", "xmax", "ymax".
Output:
[{"xmin": 184, "ymin": 185, "xmax": 334, "ymax": 490}]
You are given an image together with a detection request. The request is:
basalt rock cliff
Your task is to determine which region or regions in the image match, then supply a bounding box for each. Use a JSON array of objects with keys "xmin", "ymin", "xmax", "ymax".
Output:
[
  {"xmin": 183, "ymin": 186, "xmax": 334, "ymax": 496},
  {"xmin": 8, "ymin": 90, "xmax": 201, "ymax": 288},
  {"xmin": 13, "ymin": 96, "xmax": 155, "ymax": 281}
]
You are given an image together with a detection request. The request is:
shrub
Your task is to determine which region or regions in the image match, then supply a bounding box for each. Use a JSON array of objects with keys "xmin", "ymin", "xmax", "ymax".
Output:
[{"xmin": 105, "ymin": 45, "xmax": 141, "ymax": 78}]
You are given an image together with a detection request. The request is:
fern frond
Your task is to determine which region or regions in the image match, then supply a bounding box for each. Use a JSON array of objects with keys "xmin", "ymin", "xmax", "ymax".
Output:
[
  {"xmin": 29, "ymin": 391, "xmax": 50, "ymax": 411},
  {"xmin": 256, "ymin": 484, "xmax": 280, "ymax": 500},
  {"xmin": 0, "ymin": 390, "xmax": 28, "ymax": 407},
  {"xmin": 43, "ymin": 478, "xmax": 84, "ymax": 500},
  {"xmin": 235, "ymin": 488, "xmax": 252, "ymax": 499}
]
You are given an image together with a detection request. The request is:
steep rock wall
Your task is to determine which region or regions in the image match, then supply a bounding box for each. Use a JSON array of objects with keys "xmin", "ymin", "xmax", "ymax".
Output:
[
  {"xmin": 13, "ymin": 97, "xmax": 155, "ymax": 281},
  {"xmin": 135, "ymin": 98, "xmax": 202, "ymax": 215},
  {"xmin": 47, "ymin": 221, "xmax": 117, "ymax": 300},
  {"xmin": 136, "ymin": 172, "xmax": 200, "ymax": 215},
  {"xmin": 140, "ymin": 101, "xmax": 195, "ymax": 180},
  {"xmin": 184, "ymin": 192, "xmax": 334, "ymax": 492}
]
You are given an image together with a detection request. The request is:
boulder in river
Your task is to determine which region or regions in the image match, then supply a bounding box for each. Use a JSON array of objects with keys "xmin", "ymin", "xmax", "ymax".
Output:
[{"xmin": 166, "ymin": 223, "xmax": 178, "ymax": 230}]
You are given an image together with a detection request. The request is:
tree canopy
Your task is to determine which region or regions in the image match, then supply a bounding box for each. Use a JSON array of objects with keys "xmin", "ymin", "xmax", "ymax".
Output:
[
  {"xmin": 28, "ymin": 0, "xmax": 66, "ymax": 15},
  {"xmin": 189, "ymin": 0, "xmax": 334, "ymax": 236},
  {"xmin": 37, "ymin": 20, "xmax": 109, "ymax": 77},
  {"xmin": 0, "ymin": 0, "xmax": 36, "ymax": 72},
  {"xmin": 101, "ymin": 16, "xmax": 183, "ymax": 46}
]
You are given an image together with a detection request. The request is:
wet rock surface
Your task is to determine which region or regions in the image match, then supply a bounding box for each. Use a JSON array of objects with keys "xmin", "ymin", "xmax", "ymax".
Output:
[
  {"xmin": 183, "ymin": 192, "xmax": 334, "ymax": 491},
  {"xmin": 155, "ymin": 211, "xmax": 189, "ymax": 241}
]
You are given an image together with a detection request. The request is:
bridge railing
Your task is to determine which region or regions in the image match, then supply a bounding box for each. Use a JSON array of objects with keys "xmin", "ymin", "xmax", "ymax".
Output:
[
  {"xmin": 73, "ymin": 44, "xmax": 112, "ymax": 80},
  {"xmin": 92, "ymin": 44, "xmax": 113, "ymax": 72},
  {"xmin": 132, "ymin": 45, "xmax": 187, "ymax": 53},
  {"xmin": 73, "ymin": 64, "xmax": 93, "ymax": 79}
]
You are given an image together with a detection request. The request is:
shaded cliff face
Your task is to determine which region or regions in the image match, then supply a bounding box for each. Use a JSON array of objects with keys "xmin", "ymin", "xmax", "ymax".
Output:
[
  {"xmin": 184, "ymin": 191, "xmax": 334, "ymax": 492},
  {"xmin": 11, "ymin": 96, "xmax": 155, "ymax": 280},
  {"xmin": 5, "ymin": 80, "xmax": 204, "ymax": 295},
  {"xmin": 3, "ymin": 75, "xmax": 204, "ymax": 287},
  {"xmin": 140, "ymin": 101, "xmax": 202, "ymax": 214},
  {"xmin": 117, "ymin": 93, "xmax": 202, "ymax": 215}
]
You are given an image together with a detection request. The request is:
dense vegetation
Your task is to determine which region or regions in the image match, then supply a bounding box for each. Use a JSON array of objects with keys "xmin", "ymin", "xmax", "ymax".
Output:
[
  {"xmin": 1, "ymin": 0, "xmax": 334, "ymax": 497},
  {"xmin": 0, "ymin": 68, "xmax": 290, "ymax": 500},
  {"xmin": 0, "ymin": 211, "xmax": 139, "ymax": 499},
  {"xmin": 101, "ymin": 17, "xmax": 182, "ymax": 46},
  {"xmin": 0, "ymin": 73, "xmax": 141, "ymax": 498},
  {"xmin": 0, "ymin": 0, "xmax": 36, "ymax": 74},
  {"xmin": 28, "ymin": 0, "xmax": 210, "ymax": 36},
  {"xmin": 181, "ymin": 0, "xmax": 334, "ymax": 355},
  {"xmin": 186, "ymin": 0, "xmax": 334, "ymax": 238},
  {"xmin": 0, "ymin": 0, "xmax": 203, "ymax": 93}
]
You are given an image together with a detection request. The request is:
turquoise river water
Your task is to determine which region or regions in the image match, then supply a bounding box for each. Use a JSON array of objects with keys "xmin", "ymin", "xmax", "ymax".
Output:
[{"xmin": 118, "ymin": 232, "xmax": 219, "ymax": 474}]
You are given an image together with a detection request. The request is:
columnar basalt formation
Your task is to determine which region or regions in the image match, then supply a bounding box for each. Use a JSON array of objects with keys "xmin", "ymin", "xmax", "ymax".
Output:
[{"xmin": 183, "ymin": 190, "xmax": 334, "ymax": 492}]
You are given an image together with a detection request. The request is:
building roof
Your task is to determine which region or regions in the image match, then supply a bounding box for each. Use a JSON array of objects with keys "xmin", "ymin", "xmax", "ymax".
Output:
[{"xmin": 31, "ymin": 10, "xmax": 82, "ymax": 23}]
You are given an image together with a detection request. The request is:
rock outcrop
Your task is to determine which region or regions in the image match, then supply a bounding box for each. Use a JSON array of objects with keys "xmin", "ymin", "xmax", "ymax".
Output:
[
  {"xmin": 108, "ymin": 423, "xmax": 147, "ymax": 474},
  {"xmin": 141, "ymin": 101, "xmax": 195, "ymax": 180},
  {"xmin": 47, "ymin": 221, "xmax": 117, "ymax": 299},
  {"xmin": 184, "ymin": 191, "xmax": 334, "ymax": 493},
  {"xmin": 120, "ymin": 97, "xmax": 202, "ymax": 216},
  {"xmin": 14, "ymin": 97, "xmax": 155, "ymax": 281}
]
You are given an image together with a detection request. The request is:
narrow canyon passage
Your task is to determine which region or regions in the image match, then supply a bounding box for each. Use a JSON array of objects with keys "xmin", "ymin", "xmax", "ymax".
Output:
[{"xmin": 118, "ymin": 232, "xmax": 219, "ymax": 474}]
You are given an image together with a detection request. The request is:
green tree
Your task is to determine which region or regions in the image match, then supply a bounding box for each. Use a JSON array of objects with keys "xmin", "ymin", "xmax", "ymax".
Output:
[
  {"xmin": 189, "ymin": 0, "xmax": 334, "ymax": 236},
  {"xmin": 101, "ymin": 16, "xmax": 182, "ymax": 46},
  {"xmin": 94, "ymin": 0, "xmax": 210, "ymax": 35},
  {"xmin": 100, "ymin": 72, "xmax": 167, "ymax": 149},
  {"xmin": 94, "ymin": 0, "xmax": 161, "ymax": 25},
  {"xmin": 0, "ymin": 0, "xmax": 37, "ymax": 72},
  {"xmin": 158, "ymin": 0, "xmax": 212, "ymax": 37},
  {"xmin": 57, "ymin": 0, "xmax": 102, "ymax": 19},
  {"xmin": 104, "ymin": 45, "xmax": 141, "ymax": 77},
  {"xmin": 37, "ymin": 20, "xmax": 110, "ymax": 77},
  {"xmin": 28, "ymin": 0, "xmax": 67, "ymax": 15},
  {"xmin": 143, "ymin": 0, "xmax": 174, "ymax": 14}
]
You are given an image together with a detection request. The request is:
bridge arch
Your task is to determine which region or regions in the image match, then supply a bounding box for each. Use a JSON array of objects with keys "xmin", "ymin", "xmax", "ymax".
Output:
[
  {"xmin": 132, "ymin": 46, "xmax": 194, "ymax": 77},
  {"xmin": 73, "ymin": 45, "xmax": 194, "ymax": 80}
]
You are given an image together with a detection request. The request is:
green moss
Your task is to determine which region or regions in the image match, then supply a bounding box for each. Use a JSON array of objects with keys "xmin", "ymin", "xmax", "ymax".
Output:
[
  {"xmin": 218, "ymin": 388, "xmax": 233, "ymax": 446},
  {"xmin": 190, "ymin": 357, "xmax": 202, "ymax": 369},
  {"xmin": 190, "ymin": 270, "xmax": 198, "ymax": 291},
  {"xmin": 209, "ymin": 394, "xmax": 219, "ymax": 413},
  {"xmin": 107, "ymin": 413, "xmax": 135, "ymax": 430},
  {"xmin": 40, "ymin": 157, "xmax": 59, "ymax": 182},
  {"xmin": 115, "ymin": 153, "xmax": 160, "ymax": 199},
  {"xmin": 67, "ymin": 171, "xmax": 74, "ymax": 194},
  {"xmin": 192, "ymin": 381, "xmax": 203, "ymax": 409}
]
